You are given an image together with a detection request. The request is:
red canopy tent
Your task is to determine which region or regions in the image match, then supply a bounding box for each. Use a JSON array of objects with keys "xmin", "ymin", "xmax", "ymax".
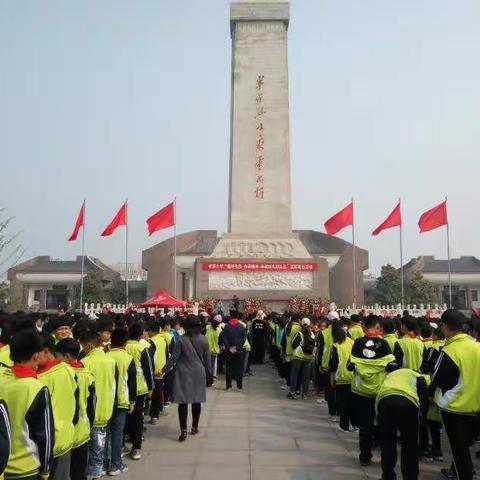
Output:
[{"xmin": 136, "ymin": 289, "xmax": 186, "ymax": 309}]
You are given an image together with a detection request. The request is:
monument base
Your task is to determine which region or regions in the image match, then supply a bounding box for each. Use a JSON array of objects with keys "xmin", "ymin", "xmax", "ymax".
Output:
[{"xmin": 195, "ymin": 253, "xmax": 330, "ymax": 312}]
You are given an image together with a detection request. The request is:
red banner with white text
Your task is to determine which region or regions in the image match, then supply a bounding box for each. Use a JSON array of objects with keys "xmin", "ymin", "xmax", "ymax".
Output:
[{"xmin": 202, "ymin": 262, "xmax": 318, "ymax": 272}]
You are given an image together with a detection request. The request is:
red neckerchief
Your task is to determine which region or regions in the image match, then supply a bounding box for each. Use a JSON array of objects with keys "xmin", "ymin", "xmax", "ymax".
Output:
[
  {"xmin": 11, "ymin": 364, "xmax": 37, "ymax": 379},
  {"xmin": 407, "ymin": 332, "xmax": 418, "ymax": 339},
  {"xmin": 0, "ymin": 343, "xmax": 4, "ymax": 349},
  {"xmin": 366, "ymin": 330, "xmax": 380, "ymax": 338},
  {"xmin": 69, "ymin": 360, "xmax": 84, "ymax": 368},
  {"xmin": 422, "ymin": 337, "xmax": 432, "ymax": 343},
  {"xmin": 229, "ymin": 319, "xmax": 239, "ymax": 326},
  {"xmin": 37, "ymin": 358, "xmax": 62, "ymax": 375}
]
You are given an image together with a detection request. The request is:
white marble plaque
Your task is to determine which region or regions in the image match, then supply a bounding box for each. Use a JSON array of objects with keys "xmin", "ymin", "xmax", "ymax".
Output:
[{"xmin": 209, "ymin": 271, "xmax": 312, "ymax": 291}]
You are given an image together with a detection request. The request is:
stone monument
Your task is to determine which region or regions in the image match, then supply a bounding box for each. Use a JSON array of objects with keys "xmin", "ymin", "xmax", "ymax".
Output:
[{"xmin": 197, "ymin": 0, "xmax": 330, "ymax": 308}]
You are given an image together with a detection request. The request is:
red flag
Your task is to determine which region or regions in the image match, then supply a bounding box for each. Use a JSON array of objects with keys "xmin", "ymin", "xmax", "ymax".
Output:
[
  {"xmin": 324, "ymin": 202, "xmax": 354, "ymax": 236},
  {"xmin": 418, "ymin": 200, "xmax": 448, "ymax": 233},
  {"xmin": 146, "ymin": 202, "xmax": 175, "ymax": 236},
  {"xmin": 68, "ymin": 201, "xmax": 85, "ymax": 242},
  {"xmin": 372, "ymin": 202, "xmax": 402, "ymax": 236},
  {"xmin": 101, "ymin": 202, "xmax": 127, "ymax": 237}
]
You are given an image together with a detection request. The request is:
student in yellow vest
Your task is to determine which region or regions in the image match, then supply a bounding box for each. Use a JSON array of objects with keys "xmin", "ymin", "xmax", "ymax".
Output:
[
  {"xmin": 206, "ymin": 316, "xmax": 222, "ymax": 381},
  {"xmin": 50, "ymin": 316, "xmax": 73, "ymax": 344},
  {"xmin": 55, "ymin": 339, "xmax": 96, "ymax": 480},
  {"xmin": 381, "ymin": 317, "xmax": 398, "ymax": 354},
  {"xmin": 159, "ymin": 318, "xmax": 174, "ymax": 404},
  {"xmin": 284, "ymin": 315, "xmax": 302, "ymax": 392},
  {"xmin": 376, "ymin": 368, "xmax": 428, "ymax": 480},
  {"xmin": 0, "ymin": 314, "xmax": 13, "ymax": 369},
  {"xmin": 348, "ymin": 314, "xmax": 365, "ymax": 341},
  {"xmin": 79, "ymin": 330, "xmax": 116, "ymax": 480},
  {"xmin": 348, "ymin": 315, "xmax": 396, "ymax": 466},
  {"xmin": 96, "ymin": 319, "xmax": 114, "ymax": 352},
  {"xmin": 288, "ymin": 318, "xmax": 315, "ymax": 400},
  {"xmin": 125, "ymin": 322, "xmax": 154, "ymax": 461},
  {"xmin": 37, "ymin": 335, "xmax": 78, "ymax": 480},
  {"xmin": 393, "ymin": 316, "xmax": 427, "ymax": 373},
  {"xmin": 329, "ymin": 324, "xmax": 354, "ymax": 432},
  {"xmin": 106, "ymin": 328, "xmax": 137, "ymax": 475},
  {"xmin": 318, "ymin": 311, "xmax": 339, "ymax": 417},
  {"xmin": 419, "ymin": 321, "xmax": 433, "ymax": 349},
  {"xmin": 146, "ymin": 319, "xmax": 169, "ymax": 425},
  {"xmin": 0, "ymin": 398, "xmax": 11, "ymax": 480},
  {"xmin": 0, "ymin": 330, "xmax": 54, "ymax": 480},
  {"xmin": 431, "ymin": 310, "xmax": 480, "ymax": 480}
]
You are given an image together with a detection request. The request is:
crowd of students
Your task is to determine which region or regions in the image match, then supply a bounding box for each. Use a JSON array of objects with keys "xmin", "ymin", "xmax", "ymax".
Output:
[
  {"xmin": 1, "ymin": 306, "xmax": 479, "ymax": 480},
  {"xmin": 268, "ymin": 309, "xmax": 480, "ymax": 480}
]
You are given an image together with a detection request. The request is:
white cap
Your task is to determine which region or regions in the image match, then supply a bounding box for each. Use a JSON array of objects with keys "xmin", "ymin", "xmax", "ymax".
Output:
[
  {"xmin": 256, "ymin": 310, "xmax": 266, "ymax": 320},
  {"xmin": 301, "ymin": 317, "xmax": 311, "ymax": 326},
  {"xmin": 327, "ymin": 311, "xmax": 339, "ymax": 321}
]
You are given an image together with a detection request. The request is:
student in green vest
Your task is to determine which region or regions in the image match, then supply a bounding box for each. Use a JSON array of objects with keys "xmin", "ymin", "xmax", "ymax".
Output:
[
  {"xmin": 376, "ymin": 368, "xmax": 428, "ymax": 480},
  {"xmin": 0, "ymin": 398, "xmax": 11, "ymax": 480},
  {"xmin": 348, "ymin": 314, "xmax": 364, "ymax": 341},
  {"xmin": 106, "ymin": 328, "xmax": 137, "ymax": 475},
  {"xmin": 288, "ymin": 318, "xmax": 315, "ymax": 399},
  {"xmin": 348, "ymin": 315, "xmax": 396, "ymax": 466},
  {"xmin": 55, "ymin": 339, "xmax": 96, "ymax": 480},
  {"xmin": 381, "ymin": 318, "xmax": 398, "ymax": 354},
  {"xmin": 0, "ymin": 330, "xmax": 54, "ymax": 480},
  {"xmin": 125, "ymin": 322, "xmax": 154, "ymax": 461},
  {"xmin": 37, "ymin": 335, "xmax": 78, "ymax": 480},
  {"xmin": 393, "ymin": 316, "xmax": 427, "ymax": 373},
  {"xmin": 79, "ymin": 329, "xmax": 116, "ymax": 480},
  {"xmin": 431, "ymin": 309, "xmax": 480, "ymax": 480},
  {"xmin": 146, "ymin": 319, "xmax": 169, "ymax": 425},
  {"xmin": 329, "ymin": 325, "xmax": 354, "ymax": 432}
]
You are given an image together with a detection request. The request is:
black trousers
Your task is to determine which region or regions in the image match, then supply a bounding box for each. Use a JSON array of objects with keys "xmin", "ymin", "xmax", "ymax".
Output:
[
  {"xmin": 324, "ymin": 375, "xmax": 337, "ymax": 416},
  {"xmin": 127, "ymin": 394, "xmax": 146, "ymax": 450},
  {"xmin": 377, "ymin": 396, "xmax": 419, "ymax": 480},
  {"xmin": 150, "ymin": 379, "xmax": 164, "ymax": 419},
  {"xmin": 442, "ymin": 410, "xmax": 477, "ymax": 480},
  {"xmin": 251, "ymin": 340, "xmax": 265, "ymax": 364},
  {"xmin": 352, "ymin": 393, "xmax": 376, "ymax": 463},
  {"xmin": 178, "ymin": 403, "xmax": 201, "ymax": 431},
  {"xmin": 335, "ymin": 384, "xmax": 352, "ymax": 431},
  {"xmin": 226, "ymin": 352, "xmax": 244, "ymax": 389},
  {"xmin": 70, "ymin": 442, "xmax": 89, "ymax": 480}
]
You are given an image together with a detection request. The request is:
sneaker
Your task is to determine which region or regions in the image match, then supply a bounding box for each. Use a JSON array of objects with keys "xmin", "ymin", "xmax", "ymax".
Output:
[
  {"xmin": 329, "ymin": 416, "xmax": 340, "ymax": 423},
  {"xmin": 225, "ymin": 387, "xmax": 232, "ymax": 392},
  {"xmin": 150, "ymin": 417, "xmax": 158, "ymax": 425},
  {"xmin": 159, "ymin": 410, "xmax": 169, "ymax": 417},
  {"xmin": 337, "ymin": 425, "xmax": 355, "ymax": 433},
  {"xmin": 432, "ymin": 454, "xmax": 444, "ymax": 462},
  {"xmin": 360, "ymin": 459, "xmax": 372, "ymax": 467},
  {"xmin": 419, "ymin": 451, "xmax": 434, "ymax": 463},
  {"xmin": 302, "ymin": 394, "xmax": 308, "ymax": 400},
  {"xmin": 130, "ymin": 449, "xmax": 141, "ymax": 461},
  {"xmin": 316, "ymin": 398, "xmax": 326, "ymax": 404},
  {"xmin": 108, "ymin": 466, "xmax": 129, "ymax": 476},
  {"xmin": 280, "ymin": 385, "xmax": 288, "ymax": 390}
]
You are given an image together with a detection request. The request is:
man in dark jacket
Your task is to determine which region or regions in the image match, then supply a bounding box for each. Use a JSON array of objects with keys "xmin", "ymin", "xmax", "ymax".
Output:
[
  {"xmin": 251, "ymin": 311, "xmax": 268, "ymax": 364},
  {"xmin": 221, "ymin": 311, "xmax": 247, "ymax": 391}
]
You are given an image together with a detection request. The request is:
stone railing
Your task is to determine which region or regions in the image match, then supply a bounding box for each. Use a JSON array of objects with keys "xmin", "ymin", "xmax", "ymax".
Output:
[
  {"xmin": 338, "ymin": 304, "xmax": 448, "ymax": 319},
  {"xmin": 83, "ymin": 302, "xmax": 199, "ymax": 316}
]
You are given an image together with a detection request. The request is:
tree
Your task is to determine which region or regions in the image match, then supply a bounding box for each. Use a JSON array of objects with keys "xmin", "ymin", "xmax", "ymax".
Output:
[
  {"xmin": 73, "ymin": 271, "xmax": 105, "ymax": 308},
  {"xmin": 374, "ymin": 264, "xmax": 402, "ymax": 305},
  {"xmin": 406, "ymin": 272, "xmax": 436, "ymax": 306},
  {"xmin": 0, "ymin": 208, "xmax": 26, "ymax": 278},
  {"xmin": 108, "ymin": 280, "xmax": 127, "ymax": 305}
]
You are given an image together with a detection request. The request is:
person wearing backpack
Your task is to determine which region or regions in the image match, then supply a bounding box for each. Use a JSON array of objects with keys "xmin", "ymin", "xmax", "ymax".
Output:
[{"xmin": 288, "ymin": 318, "xmax": 315, "ymax": 400}]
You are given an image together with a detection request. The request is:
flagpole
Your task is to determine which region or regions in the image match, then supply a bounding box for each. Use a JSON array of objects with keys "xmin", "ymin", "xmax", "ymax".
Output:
[
  {"xmin": 351, "ymin": 197, "xmax": 357, "ymax": 308},
  {"xmin": 125, "ymin": 198, "xmax": 129, "ymax": 307},
  {"xmin": 399, "ymin": 198, "xmax": 405, "ymax": 309},
  {"xmin": 446, "ymin": 197, "xmax": 452, "ymax": 308},
  {"xmin": 173, "ymin": 197, "xmax": 177, "ymax": 298},
  {"xmin": 80, "ymin": 199, "xmax": 86, "ymax": 312}
]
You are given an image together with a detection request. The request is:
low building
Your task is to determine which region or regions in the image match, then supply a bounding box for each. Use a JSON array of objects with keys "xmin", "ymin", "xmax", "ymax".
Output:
[
  {"xmin": 142, "ymin": 229, "xmax": 368, "ymax": 309},
  {"xmin": 403, "ymin": 256, "xmax": 480, "ymax": 310},
  {"xmin": 8, "ymin": 256, "xmax": 120, "ymax": 311}
]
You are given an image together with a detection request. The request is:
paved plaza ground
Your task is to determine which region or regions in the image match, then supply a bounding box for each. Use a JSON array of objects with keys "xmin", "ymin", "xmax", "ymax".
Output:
[{"xmin": 122, "ymin": 364, "xmax": 471, "ymax": 480}]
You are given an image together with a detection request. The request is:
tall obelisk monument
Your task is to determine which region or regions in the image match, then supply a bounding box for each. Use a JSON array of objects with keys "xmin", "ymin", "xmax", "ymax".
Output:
[{"xmin": 213, "ymin": 0, "xmax": 310, "ymax": 259}]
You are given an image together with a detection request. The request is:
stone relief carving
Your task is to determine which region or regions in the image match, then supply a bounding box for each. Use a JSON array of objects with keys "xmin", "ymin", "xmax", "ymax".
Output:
[
  {"xmin": 212, "ymin": 239, "xmax": 298, "ymax": 258},
  {"xmin": 236, "ymin": 22, "xmax": 285, "ymax": 34},
  {"xmin": 209, "ymin": 271, "xmax": 312, "ymax": 291}
]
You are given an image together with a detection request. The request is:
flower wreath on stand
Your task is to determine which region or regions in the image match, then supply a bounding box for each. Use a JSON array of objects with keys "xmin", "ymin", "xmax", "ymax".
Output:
[{"xmin": 243, "ymin": 297, "xmax": 265, "ymax": 315}]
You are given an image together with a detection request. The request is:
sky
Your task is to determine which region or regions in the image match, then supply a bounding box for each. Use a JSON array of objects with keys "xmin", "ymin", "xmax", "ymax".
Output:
[{"xmin": 1, "ymin": 0, "xmax": 479, "ymax": 276}]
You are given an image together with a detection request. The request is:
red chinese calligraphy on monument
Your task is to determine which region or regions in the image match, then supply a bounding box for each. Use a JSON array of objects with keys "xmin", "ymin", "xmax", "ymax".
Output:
[
  {"xmin": 202, "ymin": 262, "xmax": 318, "ymax": 272},
  {"xmin": 254, "ymin": 75, "xmax": 266, "ymax": 199}
]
